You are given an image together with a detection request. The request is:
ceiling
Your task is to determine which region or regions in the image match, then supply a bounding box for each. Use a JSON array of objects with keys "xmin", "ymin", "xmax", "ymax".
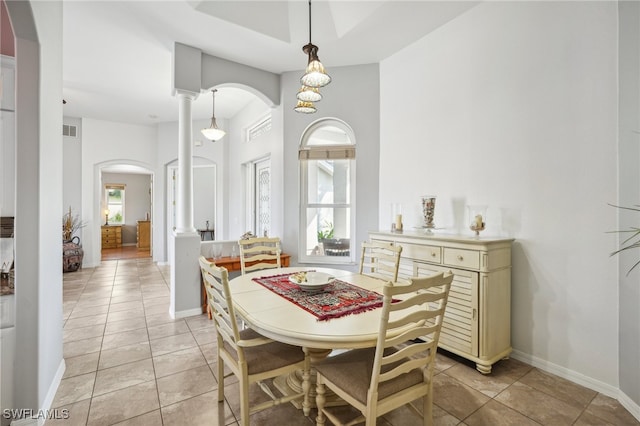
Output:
[{"xmin": 61, "ymin": 1, "xmax": 479, "ymax": 126}]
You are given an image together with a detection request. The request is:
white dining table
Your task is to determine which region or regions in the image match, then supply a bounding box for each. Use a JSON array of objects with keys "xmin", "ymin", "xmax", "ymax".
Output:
[{"xmin": 228, "ymin": 266, "xmax": 392, "ymax": 407}]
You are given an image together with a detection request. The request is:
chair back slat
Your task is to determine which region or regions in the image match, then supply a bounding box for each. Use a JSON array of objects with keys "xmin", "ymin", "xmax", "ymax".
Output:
[
  {"xmin": 359, "ymin": 241, "xmax": 402, "ymax": 282},
  {"xmin": 238, "ymin": 237, "xmax": 282, "ymax": 275},
  {"xmin": 369, "ymin": 272, "xmax": 453, "ymax": 395},
  {"xmin": 199, "ymin": 256, "xmax": 245, "ymax": 360}
]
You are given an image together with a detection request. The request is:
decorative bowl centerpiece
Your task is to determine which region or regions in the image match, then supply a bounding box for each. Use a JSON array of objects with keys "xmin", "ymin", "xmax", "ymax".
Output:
[{"xmin": 289, "ymin": 271, "xmax": 334, "ymax": 293}]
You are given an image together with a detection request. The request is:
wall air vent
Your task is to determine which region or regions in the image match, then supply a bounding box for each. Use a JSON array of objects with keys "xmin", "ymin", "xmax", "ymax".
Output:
[{"xmin": 62, "ymin": 124, "xmax": 77, "ymax": 137}]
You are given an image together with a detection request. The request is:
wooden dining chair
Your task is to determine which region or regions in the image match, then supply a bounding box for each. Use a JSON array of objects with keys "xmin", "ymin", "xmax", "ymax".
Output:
[
  {"xmin": 358, "ymin": 240, "xmax": 403, "ymax": 282},
  {"xmin": 238, "ymin": 236, "xmax": 282, "ymax": 275},
  {"xmin": 198, "ymin": 256, "xmax": 311, "ymax": 425},
  {"xmin": 314, "ymin": 272, "xmax": 454, "ymax": 426}
]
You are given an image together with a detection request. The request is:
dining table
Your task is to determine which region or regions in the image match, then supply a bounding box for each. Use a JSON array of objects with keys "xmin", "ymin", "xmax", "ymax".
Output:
[{"xmin": 228, "ymin": 266, "xmax": 395, "ymax": 408}]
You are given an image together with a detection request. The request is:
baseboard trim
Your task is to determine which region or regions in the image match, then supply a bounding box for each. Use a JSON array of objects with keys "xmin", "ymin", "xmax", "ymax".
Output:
[
  {"xmin": 173, "ymin": 307, "xmax": 202, "ymax": 319},
  {"xmin": 619, "ymin": 390, "xmax": 640, "ymax": 422},
  {"xmin": 511, "ymin": 349, "xmax": 619, "ymax": 397}
]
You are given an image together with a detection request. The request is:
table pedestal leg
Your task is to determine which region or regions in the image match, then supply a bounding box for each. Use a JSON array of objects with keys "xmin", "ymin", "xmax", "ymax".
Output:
[{"xmin": 273, "ymin": 347, "xmax": 345, "ymax": 408}]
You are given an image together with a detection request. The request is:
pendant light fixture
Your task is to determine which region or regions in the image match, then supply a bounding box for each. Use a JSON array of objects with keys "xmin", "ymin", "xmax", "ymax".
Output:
[
  {"xmin": 295, "ymin": 0, "xmax": 330, "ymax": 114},
  {"xmin": 201, "ymin": 89, "xmax": 226, "ymax": 141}
]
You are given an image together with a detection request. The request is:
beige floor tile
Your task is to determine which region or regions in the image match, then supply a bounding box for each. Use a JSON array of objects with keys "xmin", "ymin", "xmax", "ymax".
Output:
[
  {"xmin": 104, "ymin": 316, "xmax": 147, "ymax": 335},
  {"xmin": 156, "ymin": 365, "xmax": 216, "ymax": 407},
  {"xmin": 381, "ymin": 401, "xmax": 460, "ymax": 426},
  {"xmin": 494, "ymin": 381, "xmax": 582, "ymax": 425},
  {"xmin": 98, "ymin": 341, "xmax": 151, "ymax": 370},
  {"xmin": 63, "ymin": 324, "xmax": 105, "ymax": 343},
  {"xmin": 101, "ymin": 327, "xmax": 149, "ymax": 351},
  {"xmin": 144, "ymin": 311, "xmax": 178, "ymax": 326},
  {"xmin": 464, "ymin": 399, "xmax": 540, "ymax": 425},
  {"xmin": 109, "ymin": 300, "xmax": 145, "ymax": 313},
  {"xmin": 192, "ymin": 325, "xmax": 217, "ymax": 346},
  {"xmin": 46, "ymin": 398, "xmax": 91, "ymax": 426},
  {"xmin": 110, "ymin": 294, "xmax": 142, "ymax": 304},
  {"xmin": 518, "ymin": 368, "xmax": 597, "ymax": 409},
  {"xmin": 107, "ymin": 308, "xmax": 145, "ymax": 323},
  {"xmin": 149, "ymin": 332, "xmax": 198, "ymax": 357},
  {"xmin": 185, "ymin": 314, "xmax": 214, "ymax": 331},
  {"xmin": 52, "ymin": 372, "xmax": 96, "ymax": 408},
  {"xmin": 144, "ymin": 303, "xmax": 172, "ymax": 316},
  {"xmin": 87, "ymin": 381, "xmax": 159, "ymax": 425},
  {"xmin": 161, "ymin": 391, "xmax": 236, "ymax": 426},
  {"xmin": 432, "ymin": 373, "xmax": 491, "ymax": 420},
  {"xmin": 199, "ymin": 342, "xmax": 218, "ymax": 365},
  {"xmin": 64, "ymin": 314, "xmax": 108, "ymax": 330},
  {"xmin": 147, "ymin": 319, "xmax": 190, "ymax": 340},
  {"xmin": 142, "ymin": 296, "xmax": 170, "ymax": 307},
  {"xmin": 63, "ymin": 352, "xmax": 100, "ymax": 379},
  {"xmin": 583, "ymin": 394, "xmax": 640, "ymax": 425},
  {"xmin": 153, "ymin": 346, "xmax": 208, "ymax": 378},
  {"xmin": 112, "ymin": 410, "xmax": 163, "ymax": 425},
  {"xmin": 64, "ymin": 336, "xmax": 103, "ymax": 358},
  {"xmin": 93, "ymin": 358, "xmax": 155, "ymax": 396},
  {"xmin": 74, "ymin": 297, "xmax": 112, "ymax": 308},
  {"xmin": 443, "ymin": 363, "xmax": 513, "ymax": 398},
  {"xmin": 68, "ymin": 304, "xmax": 110, "ymax": 319},
  {"xmin": 574, "ymin": 410, "xmax": 618, "ymax": 426}
]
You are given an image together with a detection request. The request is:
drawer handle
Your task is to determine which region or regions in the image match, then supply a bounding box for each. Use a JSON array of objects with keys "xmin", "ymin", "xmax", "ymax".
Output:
[
  {"xmin": 431, "ymin": 252, "xmax": 436, "ymax": 257},
  {"xmin": 457, "ymin": 255, "xmax": 464, "ymax": 261}
]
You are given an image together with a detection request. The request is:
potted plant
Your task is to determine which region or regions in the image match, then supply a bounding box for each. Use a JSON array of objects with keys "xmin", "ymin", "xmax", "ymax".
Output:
[{"xmin": 62, "ymin": 206, "xmax": 86, "ymax": 243}]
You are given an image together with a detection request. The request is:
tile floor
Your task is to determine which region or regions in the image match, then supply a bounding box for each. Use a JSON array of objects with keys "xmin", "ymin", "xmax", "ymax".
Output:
[{"xmin": 51, "ymin": 258, "xmax": 640, "ymax": 425}]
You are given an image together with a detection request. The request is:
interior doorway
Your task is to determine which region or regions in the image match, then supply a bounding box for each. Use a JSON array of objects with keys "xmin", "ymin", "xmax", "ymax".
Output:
[{"xmin": 100, "ymin": 166, "xmax": 153, "ymax": 260}]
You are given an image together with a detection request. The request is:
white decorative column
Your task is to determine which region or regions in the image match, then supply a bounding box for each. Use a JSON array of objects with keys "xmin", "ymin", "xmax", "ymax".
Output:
[
  {"xmin": 170, "ymin": 90, "xmax": 203, "ymax": 319},
  {"xmin": 175, "ymin": 92, "xmax": 196, "ymax": 233}
]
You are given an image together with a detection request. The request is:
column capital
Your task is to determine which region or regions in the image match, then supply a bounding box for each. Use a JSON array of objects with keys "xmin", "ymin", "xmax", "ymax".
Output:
[{"xmin": 174, "ymin": 89, "xmax": 198, "ymax": 100}]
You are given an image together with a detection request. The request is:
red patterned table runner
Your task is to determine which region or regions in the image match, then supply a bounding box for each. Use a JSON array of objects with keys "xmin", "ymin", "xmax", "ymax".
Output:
[{"xmin": 252, "ymin": 271, "xmax": 386, "ymax": 321}]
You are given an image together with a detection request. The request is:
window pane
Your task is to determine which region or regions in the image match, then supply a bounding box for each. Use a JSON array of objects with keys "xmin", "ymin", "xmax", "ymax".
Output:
[
  {"xmin": 307, "ymin": 159, "xmax": 350, "ymax": 204},
  {"xmin": 108, "ymin": 189, "xmax": 122, "ymax": 203},
  {"xmin": 303, "ymin": 207, "xmax": 351, "ymax": 258}
]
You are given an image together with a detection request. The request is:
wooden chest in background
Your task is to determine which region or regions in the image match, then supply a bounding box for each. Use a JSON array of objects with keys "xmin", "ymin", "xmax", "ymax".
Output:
[{"xmin": 101, "ymin": 225, "xmax": 122, "ymax": 249}]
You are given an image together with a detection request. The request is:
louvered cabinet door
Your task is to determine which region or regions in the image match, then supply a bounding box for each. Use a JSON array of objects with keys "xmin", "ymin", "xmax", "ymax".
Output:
[{"xmin": 414, "ymin": 262, "xmax": 479, "ymax": 357}]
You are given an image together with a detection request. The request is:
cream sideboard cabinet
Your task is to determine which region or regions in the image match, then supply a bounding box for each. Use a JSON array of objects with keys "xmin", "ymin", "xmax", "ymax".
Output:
[{"xmin": 369, "ymin": 230, "xmax": 514, "ymax": 374}]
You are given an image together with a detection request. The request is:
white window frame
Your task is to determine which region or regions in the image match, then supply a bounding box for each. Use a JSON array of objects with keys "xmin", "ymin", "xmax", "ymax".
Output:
[
  {"xmin": 105, "ymin": 184, "xmax": 125, "ymax": 225},
  {"xmin": 245, "ymin": 113, "xmax": 272, "ymax": 143},
  {"xmin": 298, "ymin": 118, "xmax": 356, "ymax": 265}
]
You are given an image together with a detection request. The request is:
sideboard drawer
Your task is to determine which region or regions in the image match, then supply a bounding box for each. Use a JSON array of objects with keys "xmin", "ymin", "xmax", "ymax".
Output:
[
  {"xmin": 402, "ymin": 243, "xmax": 442, "ymax": 264},
  {"xmin": 443, "ymin": 248, "xmax": 480, "ymax": 270}
]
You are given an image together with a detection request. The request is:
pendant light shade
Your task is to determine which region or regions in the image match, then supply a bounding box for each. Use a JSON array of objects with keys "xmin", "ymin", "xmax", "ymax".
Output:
[
  {"xmin": 294, "ymin": 100, "xmax": 317, "ymax": 114},
  {"xmin": 301, "ymin": 43, "xmax": 331, "ymax": 88},
  {"xmin": 201, "ymin": 89, "xmax": 226, "ymax": 141},
  {"xmin": 295, "ymin": 0, "xmax": 330, "ymax": 113},
  {"xmin": 296, "ymin": 85, "xmax": 322, "ymax": 102}
]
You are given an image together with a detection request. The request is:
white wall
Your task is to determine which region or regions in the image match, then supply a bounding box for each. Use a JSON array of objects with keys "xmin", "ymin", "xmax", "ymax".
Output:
[
  {"xmin": 62, "ymin": 117, "xmax": 83, "ymax": 239},
  {"xmin": 81, "ymin": 119, "xmax": 157, "ymax": 266},
  {"xmin": 380, "ymin": 1, "xmax": 619, "ymax": 391}
]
